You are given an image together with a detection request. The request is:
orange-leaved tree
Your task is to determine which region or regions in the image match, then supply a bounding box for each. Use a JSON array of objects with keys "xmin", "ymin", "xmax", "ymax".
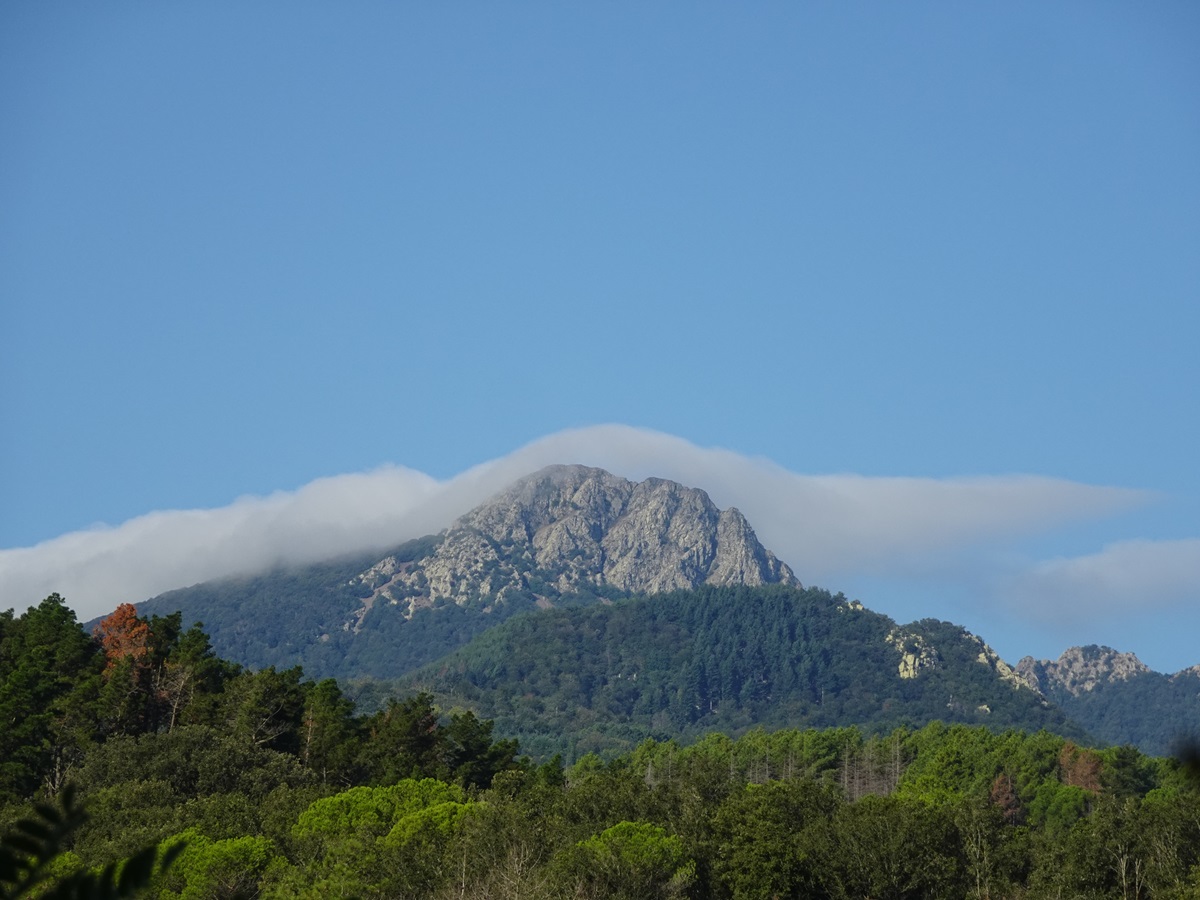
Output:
[
  {"xmin": 1059, "ymin": 741, "xmax": 1104, "ymax": 793},
  {"xmin": 93, "ymin": 603, "xmax": 151, "ymax": 674}
]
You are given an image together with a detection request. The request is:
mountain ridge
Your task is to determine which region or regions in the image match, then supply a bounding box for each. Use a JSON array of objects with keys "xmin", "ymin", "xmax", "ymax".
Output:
[
  {"xmin": 1017, "ymin": 645, "xmax": 1200, "ymax": 689},
  {"xmin": 130, "ymin": 463, "xmax": 1192, "ymax": 754},
  {"xmin": 1016, "ymin": 645, "xmax": 1200, "ymax": 755},
  {"xmin": 1016, "ymin": 645, "xmax": 1152, "ymax": 697}
]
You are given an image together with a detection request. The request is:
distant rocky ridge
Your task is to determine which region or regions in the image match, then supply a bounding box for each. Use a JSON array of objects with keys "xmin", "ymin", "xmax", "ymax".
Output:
[
  {"xmin": 1015, "ymin": 646, "xmax": 1200, "ymax": 755},
  {"xmin": 347, "ymin": 464, "xmax": 798, "ymax": 625},
  {"xmin": 1016, "ymin": 646, "xmax": 1152, "ymax": 697},
  {"xmin": 1015, "ymin": 645, "xmax": 1200, "ymax": 696},
  {"xmin": 887, "ymin": 624, "xmax": 1027, "ymax": 690},
  {"xmin": 400, "ymin": 588, "xmax": 1081, "ymax": 759}
]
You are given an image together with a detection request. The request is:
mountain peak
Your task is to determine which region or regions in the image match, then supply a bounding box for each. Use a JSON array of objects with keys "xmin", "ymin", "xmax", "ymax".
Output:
[
  {"xmin": 1015, "ymin": 645, "xmax": 1151, "ymax": 696},
  {"xmin": 353, "ymin": 465, "xmax": 798, "ymax": 616}
]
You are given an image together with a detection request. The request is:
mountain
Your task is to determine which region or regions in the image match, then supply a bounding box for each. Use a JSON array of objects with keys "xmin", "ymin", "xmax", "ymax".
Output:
[
  {"xmin": 139, "ymin": 465, "xmax": 796, "ymax": 680},
  {"xmin": 400, "ymin": 583, "xmax": 1083, "ymax": 760},
  {"xmin": 136, "ymin": 539, "xmax": 437, "ymax": 680},
  {"xmin": 1016, "ymin": 646, "xmax": 1151, "ymax": 696},
  {"xmin": 351, "ymin": 464, "xmax": 795, "ymax": 613},
  {"xmin": 1017, "ymin": 646, "xmax": 1200, "ymax": 755},
  {"xmin": 142, "ymin": 463, "xmax": 1200, "ymax": 757}
]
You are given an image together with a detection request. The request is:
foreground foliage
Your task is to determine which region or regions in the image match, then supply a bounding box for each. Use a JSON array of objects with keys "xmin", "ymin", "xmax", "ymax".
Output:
[
  {"xmin": 0, "ymin": 786, "xmax": 182, "ymax": 899},
  {"xmin": 2, "ymin": 595, "xmax": 1199, "ymax": 898}
]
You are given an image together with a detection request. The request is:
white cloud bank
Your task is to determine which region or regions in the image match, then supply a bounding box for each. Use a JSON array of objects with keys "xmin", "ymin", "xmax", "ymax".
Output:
[
  {"xmin": 0, "ymin": 424, "xmax": 1162, "ymax": 623},
  {"xmin": 1009, "ymin": 538, "xmax": 1200, "ymax": 623}
]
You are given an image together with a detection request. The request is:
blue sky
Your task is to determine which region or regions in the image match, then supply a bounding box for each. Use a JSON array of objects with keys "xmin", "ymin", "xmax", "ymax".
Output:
[{"xmin": 2, "ymin": 3, "xmax": 1198, "ymax": 672}]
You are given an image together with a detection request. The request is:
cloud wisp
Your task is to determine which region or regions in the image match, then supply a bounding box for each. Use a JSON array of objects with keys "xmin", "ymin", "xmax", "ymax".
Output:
[
  {"xmin": 0, "ymin": 465, "xmax": 441, "ymax": 622},
  {"xmin": 1007, "ymin": 537, "xmax": 1200, "ymax": 623},
  {"xmin": 0, "ymin": 424, "xmax": 1158, "ymax": 623}
]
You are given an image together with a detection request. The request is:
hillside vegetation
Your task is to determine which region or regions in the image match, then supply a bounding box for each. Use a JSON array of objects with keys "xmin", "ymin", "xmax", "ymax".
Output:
[{"xmin": 399, "ymin": 584, "xmax": 1084, "ymax": 760}]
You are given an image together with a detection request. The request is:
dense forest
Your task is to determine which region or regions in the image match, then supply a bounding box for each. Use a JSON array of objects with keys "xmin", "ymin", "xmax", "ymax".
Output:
[
  {"xmin": 399, "ymin": 584, "xmax": 1085, "ymax": 760},
  {"xmin": 3, "ymin": 594, "xmax": 1200, "ymax": 898},
  {"xmin": 137, "ymin": 542, "xmax": 1199, "ymax": 760}
]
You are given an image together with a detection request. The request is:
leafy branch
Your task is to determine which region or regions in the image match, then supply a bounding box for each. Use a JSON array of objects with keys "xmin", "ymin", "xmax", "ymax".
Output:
[{"xmin": 0, "ymin": 785, "xmax": 183, "ymax": 899}]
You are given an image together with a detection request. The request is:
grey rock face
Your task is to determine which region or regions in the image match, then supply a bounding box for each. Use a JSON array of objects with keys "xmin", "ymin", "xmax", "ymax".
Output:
[
  {"xmin": 710, "ymin": 506, "xmax": 793, "ymax": 587},
  {"xmin": 1015, "ymin": 645, "xmax": 1151, "ymax": 696},
  {"xmin": 352, "ymin": 464, "xmax": 798, "ymax": 616}
]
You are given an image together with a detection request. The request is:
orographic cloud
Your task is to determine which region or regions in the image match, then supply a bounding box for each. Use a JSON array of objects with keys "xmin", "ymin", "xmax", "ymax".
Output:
[{"xmin": 0, "ymin": 424, "xmax": 1155, "ymax": 623}]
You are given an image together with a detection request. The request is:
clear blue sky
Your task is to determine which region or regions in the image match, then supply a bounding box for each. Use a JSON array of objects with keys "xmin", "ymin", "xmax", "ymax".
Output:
[{"xmin": 2, "ymin": 3, "xmax": 1198, "ymax": 671}]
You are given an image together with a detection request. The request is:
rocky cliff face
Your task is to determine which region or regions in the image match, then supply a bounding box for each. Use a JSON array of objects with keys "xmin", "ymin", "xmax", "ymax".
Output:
[
  {"xmin": 1016, "ymin": 645, "xmax": 1151, "ymax": 697},
  {"xmin": 351, "ymin": 464, "xmax": 798, "ymax": 619}
]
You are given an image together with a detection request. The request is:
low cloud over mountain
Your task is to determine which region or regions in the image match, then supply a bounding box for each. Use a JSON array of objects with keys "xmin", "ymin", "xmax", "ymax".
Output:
[{"xmin": 0, "ymin": 425, "xmax": 1178, "ymax": 639}]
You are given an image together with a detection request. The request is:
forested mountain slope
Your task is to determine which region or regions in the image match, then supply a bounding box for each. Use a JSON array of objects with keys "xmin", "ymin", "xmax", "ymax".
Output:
[
  {"xmin": 1018, "ymin": 646, "xmax": 1200, "ymax": 756},
  {"xmin": 401, "ymin": 584, "xmax": 1084, "ymax": 760},
  {"xmin": 128, "ymin": 464, "xmax": 1194, "ymax": 756},
  {"xmin": 137, "ymin": 536, "xmax": 447, "ymax": 679},
  {"xmin": 137, "ymin": 465, "xmax": 796, "ymax": 681}
]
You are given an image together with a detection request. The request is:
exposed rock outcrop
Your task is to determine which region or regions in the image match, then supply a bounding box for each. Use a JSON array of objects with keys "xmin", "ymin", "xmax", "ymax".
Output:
[
  {"xmin": 1016, "ymin": 645, "xmax": 1151, "ymax": 696},
  {"xmin": 886, "ymin": 627, "xmax": 938, "ymax": 679},
  {"xmin": 970, "ymin": 634, "xmax": 1028, "ymax": 690},
  {"xmin": 350, "ymin": 465, "xmax": 798, "ymax": 618},
  {"xmin": 883, "ymin": 624, "xmax": 1038, "ymax": 696}
]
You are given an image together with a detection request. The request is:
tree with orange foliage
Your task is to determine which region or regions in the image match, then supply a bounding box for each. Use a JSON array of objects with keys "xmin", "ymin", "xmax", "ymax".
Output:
[
  {"xmin": 990, "ymin": 772, "xmax": 1022, "ymax": 825},
  {"xmin": 1059, "ymin": 741, "xmax": 1104, "ymax": 793},
  {"xmin": 93, "ymin": 603, "xmax": 152, "ymax": 673},
  {"xmin": 93, "ymin": 604, "xmax": 157, "ymax": 734}
]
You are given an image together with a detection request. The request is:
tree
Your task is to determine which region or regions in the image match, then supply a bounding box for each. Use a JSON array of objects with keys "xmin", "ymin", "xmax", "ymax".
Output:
[
  {"xmin": 156, "ymin": 829, "xmax": 274, "ymax": 900},
  {"xmin": 0, "ymin": 596, "xmax": 103, "ymax": 801},
  {"xmin": 298, "ymin": 678, "xmax": 359, "ymax": 785},
  {"xmin": 1058, "ymin": 741, "xmax": 1103, "ymax": 793},
  {"xmin": 221, "ymin": 667, "xmax": 307, "ymax": 754},
  {"xmin": 93, "ymin": 604, "xmax": 151, "ymax": 674},
  {"xmin": 440, "ymin": 710, "xmax": 520, "ymax": 790},
  {"xmin": 438, "ymin": 782, "xmax": 561, "ymax": 900},
  {"xmin": 1138, "ymin": 789, "xmax": 1200, "ymax": 896},
  {"xmin": 709, "ymin": 779, "xmax": 837, "ymax": 899},
  {"xmin": 264, "ymin": 779, "xmax": 469, "ymax": 898},
  {"xmin": 359, "ymin": 693, "xmax": 443, "ymax": 784},
  {"xmin": 953, "ymin": 796, "xmax": 1019, "ymax": 900},
  {"xmin": 989, "ymin": 772, "xmax": 1021, "ymax": 825},
  {"xmin": 816, "ymin": 794, "xmax": 964, "ymax": 900},
  {"xmin": 554, "ymin": 821, "xmax": 694, "ymax": 900},
  {"xmin": 147, "ymin": 616, "xmax": 234, "ymax": 733}
]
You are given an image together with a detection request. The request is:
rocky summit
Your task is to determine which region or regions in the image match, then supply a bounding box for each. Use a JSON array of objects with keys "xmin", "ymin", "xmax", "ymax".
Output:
[
  {"xmin": 1016, "ymin": 645, "xmax": 1152, "ymax": 697},
  {"xmin": 349, "ymin": 464, "xmax": 798, "ymax": 619}
]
